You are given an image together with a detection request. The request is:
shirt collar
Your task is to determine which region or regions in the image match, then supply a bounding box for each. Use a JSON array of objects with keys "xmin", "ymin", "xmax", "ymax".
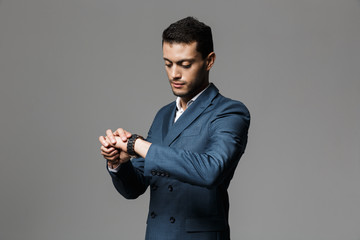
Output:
[{"xmin": 176, "ymin": 83, "xmax": 210, "ymax": 111}]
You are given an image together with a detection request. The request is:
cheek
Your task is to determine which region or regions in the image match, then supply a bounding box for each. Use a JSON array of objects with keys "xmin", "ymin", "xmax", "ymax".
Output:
[{"xmin": 191, "ymin": 69, "xmax": 203, "ymax": 82}]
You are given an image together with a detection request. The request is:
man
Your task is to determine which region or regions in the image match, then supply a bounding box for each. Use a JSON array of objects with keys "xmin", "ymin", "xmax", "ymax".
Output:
[{"xmin": 99, "ymin": 16, "xmax": 250, "ymax": 240}]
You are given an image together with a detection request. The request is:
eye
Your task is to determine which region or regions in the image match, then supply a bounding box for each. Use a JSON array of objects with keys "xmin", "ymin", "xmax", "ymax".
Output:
[
  {"xmin": 182, "ymin": 64, "xmax": 191, "ymax": 69},
  {"xmin": 165, "ymin": 63, "xmax": 172, "ymax": 68}
]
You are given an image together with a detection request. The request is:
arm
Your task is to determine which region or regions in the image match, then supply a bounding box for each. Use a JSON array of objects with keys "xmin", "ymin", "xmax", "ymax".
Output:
[
  {"xmin": 111, "ymin": 103, "xmax": 250, "ymax": 188},
  {"xmin": 144, "ymin": 106, "xmax": 250, "ymax": 188},
  {"xmin": 108, "ymin": 157, "xmax": 149, "ymax": 199},
  {"xmin": 99, "ymin": 130, "xmax": 149, "ymax": 199}
]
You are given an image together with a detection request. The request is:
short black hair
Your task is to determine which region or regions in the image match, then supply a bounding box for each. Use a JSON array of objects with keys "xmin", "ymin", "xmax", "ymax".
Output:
[{"xmin": 162, "ymin": 17, "xmax": 214, "ymax": 59}]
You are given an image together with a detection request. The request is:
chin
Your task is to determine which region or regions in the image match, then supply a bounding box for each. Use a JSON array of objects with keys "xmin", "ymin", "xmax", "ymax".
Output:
[
  {"xmin": 171, "ymin": 87, "xmax": 185, "ymax": 96},
  {"xmin": 172, "ymin": 89, "xmax": 188, "ymax": 97}
]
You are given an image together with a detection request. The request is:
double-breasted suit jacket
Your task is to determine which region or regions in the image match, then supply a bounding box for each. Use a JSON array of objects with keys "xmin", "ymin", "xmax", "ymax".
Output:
[{"xmin": 108, "ymin": 83, "xmax": 250, "ymax": 240}]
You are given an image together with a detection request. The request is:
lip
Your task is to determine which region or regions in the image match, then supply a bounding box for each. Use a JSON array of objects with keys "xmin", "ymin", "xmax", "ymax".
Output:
[{"xmin": 171, "ymin": 82, "xmax": 185, "ymax": 88}]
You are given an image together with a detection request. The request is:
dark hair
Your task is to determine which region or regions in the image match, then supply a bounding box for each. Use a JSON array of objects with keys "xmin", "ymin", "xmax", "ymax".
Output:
[{"xmin": 162, "ymin": 17, "xmax": 214, "ymax": 59}]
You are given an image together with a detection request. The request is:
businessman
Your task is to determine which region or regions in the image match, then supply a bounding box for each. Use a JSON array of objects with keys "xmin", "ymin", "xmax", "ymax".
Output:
[{"xmin": 99, "ymin": 17, "xmax": 250, "ymax": 240}]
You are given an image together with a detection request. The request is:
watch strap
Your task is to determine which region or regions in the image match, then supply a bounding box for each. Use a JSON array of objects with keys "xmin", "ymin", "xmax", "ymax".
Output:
[{"xmin": 127, "ymin": 134, "xmax": 144, "ymax": 156}]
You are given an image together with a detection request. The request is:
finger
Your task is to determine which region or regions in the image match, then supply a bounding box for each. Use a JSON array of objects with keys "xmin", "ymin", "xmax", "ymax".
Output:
[
  {"xmin": 100, "ymin": 145, "xmax": 117, "ymax": 153},
  {"xmin": 104, "ymin": 154, "xmax": 120, "ymax": 162},
  {"xmin": 108, "ymin": 149, "xmax": 119, "ymax": 156},
  {"xmin": 99, "ymin": 135, "xmax": 109, "ymax": 148},
  {"xmin": 124, "ymin": 130, "xmax": 132, "ymax": 139},
  {"xmin": 101, "ymin": 145, "xmax": 116, "ymax": 151},
  {"xmin": 104, "ymin": 136, "xmax": 113, "ymax": 146},
  {"xmin": 115, "ymin": 128, "xmax": 128, "ymax": 142},
  {"xmin": 101, "ymin": 150, "xmax": 120, "ymax": 159},
  {"xmin": 106, "ymin": 129, "xmax": 117, "ymax": 145},
  {"xmin": 101, "ymin": 149, "xmax": 119, "ymax": 157}
]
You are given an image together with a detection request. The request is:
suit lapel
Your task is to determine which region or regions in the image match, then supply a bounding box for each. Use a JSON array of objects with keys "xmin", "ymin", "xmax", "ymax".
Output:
[
  {"xmin": 161, "ymin": 102, "xmax": 176, "ymax": 144},
  {"xmin": 163, "ymin": 83, "xmax": 219, "ymax": 146}
]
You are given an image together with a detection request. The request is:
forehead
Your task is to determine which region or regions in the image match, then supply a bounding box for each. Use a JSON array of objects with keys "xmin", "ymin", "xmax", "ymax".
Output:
[{"xmin": 162, "ymin": 42, "xmax": 201, "ymax": 61}]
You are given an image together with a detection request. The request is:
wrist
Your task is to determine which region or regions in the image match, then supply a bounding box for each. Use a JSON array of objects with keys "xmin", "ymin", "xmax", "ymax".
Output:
[
  {"xmin": 134, "ymin": 138, "xmax": 152, "ymax": 158},
  {"xmin": 108, "ymin": 159, "xmax": 121, "ymax": 169}
]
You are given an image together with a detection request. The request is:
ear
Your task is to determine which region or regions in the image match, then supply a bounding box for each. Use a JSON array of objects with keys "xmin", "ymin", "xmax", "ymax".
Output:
[{"xmin": 205, "ymin": 52, "xmax": 216, "ymax": 71}]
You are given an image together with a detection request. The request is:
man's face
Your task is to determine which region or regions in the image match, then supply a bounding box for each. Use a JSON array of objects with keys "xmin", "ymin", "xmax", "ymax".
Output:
[{"xmin": 163, "ymin": 41, "xmax": 210, "ymax": 102}]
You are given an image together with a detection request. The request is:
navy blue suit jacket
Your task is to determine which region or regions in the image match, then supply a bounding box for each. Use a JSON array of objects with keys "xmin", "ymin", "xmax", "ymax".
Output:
[{"xmin": 108, "ymin": 84, "xmax": 250, "ymax": 240}]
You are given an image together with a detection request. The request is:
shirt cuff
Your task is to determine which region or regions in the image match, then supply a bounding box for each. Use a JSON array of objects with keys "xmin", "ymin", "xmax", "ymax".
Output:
[
  {"xmin": 108, "ymin": 163, "xmax": 121, "ymax": 173},
  {"xmin": 107, "ymin": 157, "xmax": 135, "ymax": 173}
]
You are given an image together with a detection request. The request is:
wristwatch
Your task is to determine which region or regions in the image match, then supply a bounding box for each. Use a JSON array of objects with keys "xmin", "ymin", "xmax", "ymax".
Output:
[{"xmin": 127, "ymin": 134, "xmax": 144, "ymax": 156}]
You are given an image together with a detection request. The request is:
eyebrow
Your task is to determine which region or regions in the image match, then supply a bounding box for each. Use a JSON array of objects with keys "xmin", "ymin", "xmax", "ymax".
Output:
[{"xmin": 163, "ymin": 58, "xmax": 195, "ymax": 64}]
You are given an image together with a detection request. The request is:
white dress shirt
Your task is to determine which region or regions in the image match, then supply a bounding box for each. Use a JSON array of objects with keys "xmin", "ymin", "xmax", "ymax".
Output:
[{"xmin": 174, "ymin": 84, "xmax": 210, "ymax": 122}]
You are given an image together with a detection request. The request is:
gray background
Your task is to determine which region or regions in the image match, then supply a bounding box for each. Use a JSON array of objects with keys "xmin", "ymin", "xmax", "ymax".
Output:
[{"xmin": 0, "ymin": 0, "xmax": 359, "ymax": 239}]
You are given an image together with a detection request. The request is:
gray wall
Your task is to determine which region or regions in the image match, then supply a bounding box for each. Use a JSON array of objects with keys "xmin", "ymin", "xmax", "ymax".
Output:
[{"xmin": 1, "ymin": 0, "xmax": 359, "ymax": 239}]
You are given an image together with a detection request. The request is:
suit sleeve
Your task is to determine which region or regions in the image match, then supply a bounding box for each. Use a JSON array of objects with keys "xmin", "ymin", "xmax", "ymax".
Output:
[
  {"xmin": 144, "ymin": 102, "xmax": 250, "ymax": 188},
  {"xmin": 107, "ymin": 157, "xmax": 149, "ymax": 199},
  {"xmin": 107, "ymin": 124, "xmax": 157, "ymax": 199}
]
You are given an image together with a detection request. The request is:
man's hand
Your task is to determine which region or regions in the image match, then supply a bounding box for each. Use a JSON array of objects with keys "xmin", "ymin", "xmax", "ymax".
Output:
[
  {"xmin": 99, "ymin": 127, "xmax": 151, "ymax": 167},
  {"xmin": 99, "ymin": 137, "xmax": 129, "ymax": 168},
  {"xmin": 105, "ymin": 128, "xmax": 132, "ymax": 146},
  {"xmin": 100, "ymin": 144, "xmax": 120, "ymax": 162},
  {"xmin": 99, "ymin": 128, "xmax": 133, "ymax": 168},
  {"xmin": 110, "ymin": 128, "xmax": 152, "ymax": 158}
]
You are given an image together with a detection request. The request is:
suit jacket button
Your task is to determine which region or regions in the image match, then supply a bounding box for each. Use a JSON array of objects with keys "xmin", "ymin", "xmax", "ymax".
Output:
[
  {"xmin": 157, "ymin": 171, "xmax": 161, "ymax": 176},
  {"xmin": 161, "ymin": 172, "xmax": 165, "ymax": 177},
  {"xmin": 165, "ymin": 172, "xmax": 170, "ymax": 177},
  {"xmin": 151, "ymin": 184, "xmax": 158, "ymax": 191},
  {"xmin": 168, "ymin": 185, "xmax": 173, "ymax": 192},
  {"xmin": 151, "ymin": 170, "xmax": 156, "ymax": 176},
  {"xmin": 170, "ymin": 217, "xmax": 175, "ymax": 223},
  {"xmin": 151, "ymin": 211, "xmax": 156, "ymax": 218}
]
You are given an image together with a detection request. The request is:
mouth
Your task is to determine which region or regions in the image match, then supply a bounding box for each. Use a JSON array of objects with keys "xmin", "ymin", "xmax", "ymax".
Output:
[{"xmin": 171, "ymin": 82, "xmax": 185, "ymax": 88}]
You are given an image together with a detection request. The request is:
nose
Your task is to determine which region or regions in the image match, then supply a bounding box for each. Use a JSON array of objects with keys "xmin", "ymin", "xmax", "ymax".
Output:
[{"xmin": 170, "ymin": 65, "xmax": 181, "ymax": 80}]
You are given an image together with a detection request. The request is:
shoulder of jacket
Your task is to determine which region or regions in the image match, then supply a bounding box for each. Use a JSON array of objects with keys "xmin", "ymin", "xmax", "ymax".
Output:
[{"xmin": 212, "ymin": 94, "xmax": 250, "ymax": 118}]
